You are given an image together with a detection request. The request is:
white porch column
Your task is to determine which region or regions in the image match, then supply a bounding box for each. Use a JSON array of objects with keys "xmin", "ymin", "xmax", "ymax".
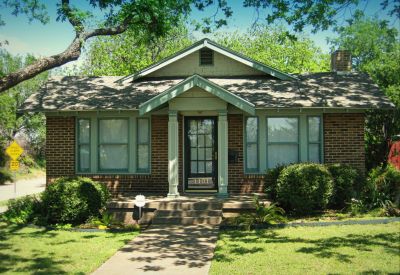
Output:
[
  {"xmin": 167, "ymin": 110, "xmax": 180, "ymax": 198},
  {"xmin": 217, "ymin": 110, "xmax": 229, "ymax": 197}
]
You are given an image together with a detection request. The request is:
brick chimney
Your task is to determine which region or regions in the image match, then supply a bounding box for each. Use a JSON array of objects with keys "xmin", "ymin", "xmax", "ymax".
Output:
[{"xmin": 331, "ymin": 50, "xmax": 352, "ymax": 73}]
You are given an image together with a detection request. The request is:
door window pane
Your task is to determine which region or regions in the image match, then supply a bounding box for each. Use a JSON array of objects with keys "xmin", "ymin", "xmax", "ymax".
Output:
[
  {"xmin": 198, "ymin": 161, "xmax": 205, "ymax": 173},
  {"xmin": 191, "ymin": 161, "xmax": 197, "ymax": 173},
  {"xmin": 206, "ymin": 161, "xmax": 213, "ymax": 173},
  {"xmin": 191, "ymin": 148, "xmax": 197, "ymax": 160},
  {"xmin": 268, "ymin": 144, "xmax": 298, "ymax": 168},
  {"xmin": 268, "ymin": 117, "xmax": 298, "ymax": 142},
  {"xmin": 205, "ymin": 148, "xmax": 212, "ymax": 160}
]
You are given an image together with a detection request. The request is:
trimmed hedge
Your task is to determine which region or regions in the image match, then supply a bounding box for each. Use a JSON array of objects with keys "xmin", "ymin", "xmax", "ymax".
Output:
[
  {"xmin": 40, "ymin": 177, "xmax": 110, "ymax": 225},
  {"xmin": 276, "ymin": 163, "xmax": 333, "ymax": 214},
  {"xmin": 327, "ymin": 164, "xmax": 360, "ymax": 209},
  {"xmin": 265, "ymin": 164, "xmax": 286, "ymax": 200}
]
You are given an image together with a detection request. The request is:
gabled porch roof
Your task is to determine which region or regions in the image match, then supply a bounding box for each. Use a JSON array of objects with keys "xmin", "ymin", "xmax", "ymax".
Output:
[{"xmin": 138, "ymin": 74, "xmax": 256, "ymax": 115}]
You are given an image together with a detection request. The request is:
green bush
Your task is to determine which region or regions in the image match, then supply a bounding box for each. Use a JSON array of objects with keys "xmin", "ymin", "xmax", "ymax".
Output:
[
  {"xmin": 367, "ymin": 164, "xmax": 400, "ymax": 207},
  {"xmin": 276, "ymin": 163, "xmax": 333, "ymax": 214},
  {"xmin": 265, "ymin": 164, "xmax": 286, "ymax": 200},
  {"xmin": 327, "ymin": 164, "xmax": 360, "ymax": 209},
  {"xmin": 1, "ymin": 195, "xmax": 41, "ymax": 224},
  {"xmin": 0, "ymin": 168, "xmax": 14, "ymax": 185},
  {"xmin": 40, "ymin": 177, "xmax": 110, "ymax": 225}
]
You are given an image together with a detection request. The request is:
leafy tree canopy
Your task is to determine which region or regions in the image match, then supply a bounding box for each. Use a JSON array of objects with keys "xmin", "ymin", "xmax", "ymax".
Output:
[{"xmin": 0, "ymin": 0, "xmax": 399, "ymax": 92}]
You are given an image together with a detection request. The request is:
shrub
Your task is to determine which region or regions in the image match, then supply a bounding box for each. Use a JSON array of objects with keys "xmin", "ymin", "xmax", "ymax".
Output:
[
  {"xmin": 327, "ymin": 164, "xmax": 360, "ymax": 209},
  {"xmin": 276, "ymin": 163, "xmax": 333, "ymax": 214},
  {"xmin": 0, "ymin": 168, "xmax": 14, "ymax": 185},
  {"xmin": 265, "ymin": 164, "xmax": 286, "ymax": 200},
  {"xmin": 40, "ymin": 177, "xmax": 110, "ymax": 225},
  {"xmin": 367, "ymin": 164, "xmax": 400, "ymax": 207},
  {"xmin": 1, "ymin": 195, "xmax": 41, "ymax": 224}
]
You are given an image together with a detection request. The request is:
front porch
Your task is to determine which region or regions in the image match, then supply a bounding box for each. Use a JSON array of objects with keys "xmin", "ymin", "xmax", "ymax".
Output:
[{"xmin": 107, "ymin": 194, "xmax": 271, "ymax": 225}]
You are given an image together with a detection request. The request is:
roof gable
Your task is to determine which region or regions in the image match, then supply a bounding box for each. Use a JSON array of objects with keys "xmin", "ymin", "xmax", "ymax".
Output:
[
  {"xmin": 139, "ymin": 74, "xmax": 256, "ymax": 115},
  {"xmin": 119, "ymin": 39, "xmax": 297, "ymax": 83}
]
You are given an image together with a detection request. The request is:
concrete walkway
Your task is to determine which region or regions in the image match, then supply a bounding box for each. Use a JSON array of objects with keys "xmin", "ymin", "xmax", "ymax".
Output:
[
  {"xmin": 0, "ymin": 176, "xmax": 46, "ymax": 213},
  {"xmin": 93, "ymin": 225, "xmax": 219, "ymax": 275}
]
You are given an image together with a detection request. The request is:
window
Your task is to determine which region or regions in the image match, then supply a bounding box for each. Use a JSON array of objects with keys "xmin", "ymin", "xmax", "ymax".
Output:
[
  {"xmin": 137, "ymin": 118, "xmax": 150, "ymax": 172},
  {"xmin": 77, "ymin": 119, "xmax": 90, "ymax": 172},
  {"xmin": 308, "ymin": 116, "xmax": 322, "ymax": 163},
  {"xmin": 200, "ymin": 48, "xmax": 214, "ymax": 65},
  {"xmin": 267, "ymin": 117, "xmax": 299, "ymax": 168},
  {"xmin": 245, "ymin": 117, "xmax": 259, "ymax": 172},
  {"xmin": 98, "ymin": 118, "xmax": 129, "ymax": 171}
]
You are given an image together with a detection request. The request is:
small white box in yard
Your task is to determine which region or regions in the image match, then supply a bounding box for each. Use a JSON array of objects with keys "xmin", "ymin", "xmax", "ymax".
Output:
[{"xmin": 134, "ymin": 195, "xmax": 146, "ymax": 220}]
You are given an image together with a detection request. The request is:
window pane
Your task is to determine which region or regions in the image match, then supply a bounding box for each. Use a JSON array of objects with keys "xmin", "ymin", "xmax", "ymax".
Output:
[
  {"xmin": 191, "ymin": 148, "xmax": 197, "ymax": 160},
  {"xmin": 191, "ymin": 161, "xmax": 197, "ymax": 173},
  {"xmin": 198, "ymin": 161, "xmax": 205, "ymax": 173},
  {"xmin": 138, "ymin": 118, "xmax": 149, "ymax": 143},
  {"xmin": 198, "ymin": 135, "xmax": 205, "ymax": 147},
  {"xmin": 138, "ymin": 145, "xmax": 149, "ymax": 170},
  {"xmin": 246, "ymin": 143, "xmax": 258, "ymax": 170},
  {"xmin": 268, "ymin": 117, "xmax": 298, "ymax": 143},
  {"xmin": 206, "ymin": 161, "xmax": 212, "ymax": 173},
  {"xmin": 198, "ymin": 149, "xmax": 205, "ymax": 160},
  {"xmin": 79, "ymin": 145, "xmax": 90, "ymax": 171},
  {"xmin": 246, "ymin": 117, "xmax": 258, "ymax": 143},
  {"xmin": 78, "ymin": 119, "xmax": 90, "ymax": 143},
  {"xmin": 205, "ymin": 134, "xmax": 213, "ymax": 147},
  {"xmin": 99, "ymin": 144, "xmax": 128, "ymax": 170},
  {"xmin": 205, "ymin": 148, "xmax": 212, "ymax": 160},
  {"xmin": 99, "ymin": 119, "xmax": 128, "ymax": 143},
  {"xmin": 189, "ymin": 120, "xmax": 197, "ymax": 135},
  {"xmin": 308, "ymin": 117, "xmax": 321, "ymax": 143},
  {"xmin": 309, "ymin": 144, "xmax": 321, "ymax": 163},
  {"xmin": 268, "ymin": 144, "xmax": 298, "ymax": 168},
  {"xmin": 189, "ymin": 135, "xmax": 197, "ymax": 147}
]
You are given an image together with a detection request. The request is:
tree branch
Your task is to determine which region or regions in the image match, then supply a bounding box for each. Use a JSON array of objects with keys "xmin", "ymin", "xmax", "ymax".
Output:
[{"xmin": 0, "ymin": 24, "xmax": 128, "ymax": 92}]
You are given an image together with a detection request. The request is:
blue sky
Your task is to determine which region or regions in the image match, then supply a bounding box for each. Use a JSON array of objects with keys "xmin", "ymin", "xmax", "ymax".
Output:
[{"xmin": 0, "ymin": 1, "xmax": 398, "ymax": 61}]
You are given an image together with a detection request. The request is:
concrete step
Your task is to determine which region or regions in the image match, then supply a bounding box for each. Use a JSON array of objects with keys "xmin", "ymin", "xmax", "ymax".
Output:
[
  {"xmin": 155, "ymin": 209, "xmax": 222, "ymax": 218},
  {"xmin": 152, "ymin": 216, "xmax": 222, "ymax": 225},
  {"xmin": 149, "ymin": 201, "xmax": 223, "ymax": 211}
]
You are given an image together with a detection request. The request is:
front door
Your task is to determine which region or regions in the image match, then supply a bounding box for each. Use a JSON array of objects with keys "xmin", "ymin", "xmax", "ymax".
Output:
[{"xmin": 184, "ymin": 117, "xmax": 218, "ymax": 191}]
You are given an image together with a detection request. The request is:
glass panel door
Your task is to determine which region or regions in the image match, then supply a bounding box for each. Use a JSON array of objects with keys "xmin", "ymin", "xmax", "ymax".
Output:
[{"xmin": 185, "ymin": 117, "xmax": 217, "ymax": 190}]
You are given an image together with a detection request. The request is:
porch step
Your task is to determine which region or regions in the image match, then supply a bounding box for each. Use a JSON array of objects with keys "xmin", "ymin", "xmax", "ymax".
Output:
[
  {"xmin": 150, "ymin": 201, "xmax": 223, "ymax": 211},
  {"xmin": 155, "ymin": 209, "xmax": 222, "ymax": 218},
  {"xmin": 152, "ymin": 216, "xmax": 222, "ymax": 225}
]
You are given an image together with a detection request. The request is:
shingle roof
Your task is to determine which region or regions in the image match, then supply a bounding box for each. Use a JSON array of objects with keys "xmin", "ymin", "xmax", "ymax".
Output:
[{"xmin": 19, "ymin": 72, "xmax": 395, "ymax": 112}]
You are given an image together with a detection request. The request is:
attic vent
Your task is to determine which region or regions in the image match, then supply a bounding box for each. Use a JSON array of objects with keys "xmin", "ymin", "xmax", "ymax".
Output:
[{"xmin": 200, "ymin": 48, "xmax": 214, "ymax": 65}]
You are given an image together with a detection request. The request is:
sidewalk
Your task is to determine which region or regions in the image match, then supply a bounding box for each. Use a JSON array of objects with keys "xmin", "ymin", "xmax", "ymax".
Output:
[
  {"xmin": 0, "ymin": 176, "xmax": 46, "ymax": 212},
  {"xmin": 93, "ymin": 225, "xmax": 219, "ymax": 275}
]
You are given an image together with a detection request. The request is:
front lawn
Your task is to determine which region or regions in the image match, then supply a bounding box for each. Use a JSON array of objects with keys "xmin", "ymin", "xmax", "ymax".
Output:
[
  {"xmin": 211, "ymin": 222, "xmax": 400, "ymax": 275},
  {"xmin": 0, "ymin": 223, "xmax": 138, "ymax": 274}
]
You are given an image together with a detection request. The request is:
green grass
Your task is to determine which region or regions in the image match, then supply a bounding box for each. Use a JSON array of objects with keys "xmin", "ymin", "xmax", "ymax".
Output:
[
  {"xmin": 210, "ymin": 222, "xmax": 400, "ymax": 275},
  {"xmin": 0, "ymin": 223, "xmax": 138, "ymax": 274}
]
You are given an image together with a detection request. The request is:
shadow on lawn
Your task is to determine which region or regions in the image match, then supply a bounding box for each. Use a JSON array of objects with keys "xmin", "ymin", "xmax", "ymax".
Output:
[
  {"xmin": 0, "ymin": 223, "xmax": 133, "ymax": 274},
  {"xmin": 214, "ymin": 229, "xmax": 399, "ymax": 264}
]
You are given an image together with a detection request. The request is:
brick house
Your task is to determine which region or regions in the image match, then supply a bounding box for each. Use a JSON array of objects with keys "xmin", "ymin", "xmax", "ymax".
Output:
[{"xmin": 20, "ymin": 39, "xmax": 394, "ymax": 198}]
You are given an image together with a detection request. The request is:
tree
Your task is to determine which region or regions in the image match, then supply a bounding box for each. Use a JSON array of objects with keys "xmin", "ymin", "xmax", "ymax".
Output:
[
  {"xmin": 0, "ymin": 49, "xmax": 48, "ymax": 158},
  {"xmin": 216, "ymin": 25, "xmax": 330, "ymax": 73},
  {"xmin": 0, "ymin": 0, "xmax": 399, "ymax": 92},
  {"xmin": 80, "ymin": 25, "xmax": 194, "ymax": 76},
  {"xmin": 329, "ymin": 14, "xmax": 400, "ymax": 169}
]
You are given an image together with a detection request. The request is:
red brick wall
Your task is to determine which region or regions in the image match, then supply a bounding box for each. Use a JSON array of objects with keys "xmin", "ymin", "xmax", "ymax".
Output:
[
  {"xmin": 227, "ymin": 114, "xmax": 265, "ymax": 194},
  {"xmin": 323, "ymin": 113, "xmax": 365, "ymax": 174},
  {"xmin": 46, "ymin": 116, "xmax": 75, "ymax": 183}
]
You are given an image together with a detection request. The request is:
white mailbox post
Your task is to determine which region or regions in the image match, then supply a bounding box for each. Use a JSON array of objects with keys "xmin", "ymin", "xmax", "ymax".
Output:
[{"xmin": 134, "ymin": 195, "xmax": 146, "ymax": 221}]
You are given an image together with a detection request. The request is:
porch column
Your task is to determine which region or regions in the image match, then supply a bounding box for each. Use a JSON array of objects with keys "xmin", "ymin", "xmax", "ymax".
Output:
[
  {"xmin": 167, "ymin": 110, "xmax": 180, "ymax": 198},
  {"xmin": 218, "ymin": 110, "xmax": 229, "ymax": 197}
]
